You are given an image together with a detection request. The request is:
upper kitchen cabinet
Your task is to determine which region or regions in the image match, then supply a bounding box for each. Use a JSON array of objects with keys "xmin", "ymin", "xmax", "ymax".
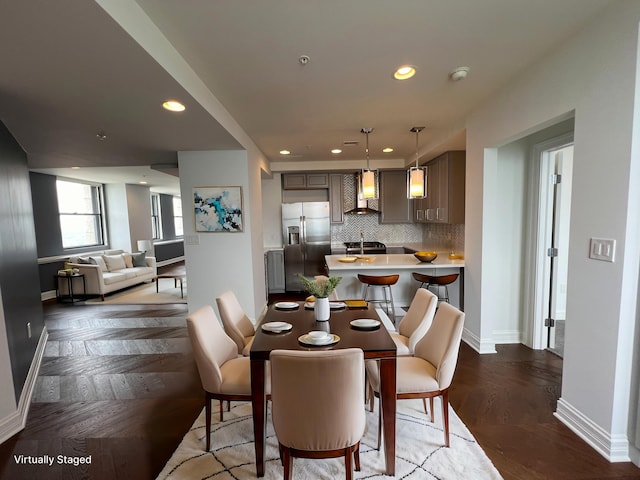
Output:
[
  {"xmin": 379, "ymin": 170, "xmax": 414, "ymax": 224},
  {"xmin": 282, "ymin": 173, "xmax": 329, "ymax": 189},
  {"xmin": 415, "ymin": 151, "xmax": 465, "ymax": 224},
  {"xmin": 329, "ymin": 173, "xmax": 344, "ymax": 224}
]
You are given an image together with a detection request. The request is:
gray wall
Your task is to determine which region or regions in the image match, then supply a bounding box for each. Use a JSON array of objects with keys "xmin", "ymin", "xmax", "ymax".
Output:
[{"xmin": 0, "ymin": 120, "xmax": 45, "ymax": 402}]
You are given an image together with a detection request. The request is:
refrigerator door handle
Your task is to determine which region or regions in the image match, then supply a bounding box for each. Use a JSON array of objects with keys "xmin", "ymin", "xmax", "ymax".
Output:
[{"xmin": 300, "ymin": 216, "xmax": 306, "ymax": 264}]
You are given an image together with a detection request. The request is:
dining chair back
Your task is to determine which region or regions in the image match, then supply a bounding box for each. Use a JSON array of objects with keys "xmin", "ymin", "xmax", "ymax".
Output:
[
  {"xmin": 187, "ymin": 304, "xmax": 266, "ymax": 451},
  {"xmin": 216, "ymin": 290, "xmax": 255, "ymax": 356},
  {"xmin": 270, "ymin": 348, "xmax": 366, "ymax": 480},
  {"xmin": 392, "ymin": 288, "xmax": 438, "ymax": 356}
]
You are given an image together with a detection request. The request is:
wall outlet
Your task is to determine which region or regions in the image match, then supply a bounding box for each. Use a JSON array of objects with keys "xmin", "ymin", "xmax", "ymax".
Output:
[
  {"xmin": 589, "ymin": 237, "xmax": 616, "ymax": 262},
  {"xmin": 26, "ymin": 322, "xmax": 31, "ymax": 339}
]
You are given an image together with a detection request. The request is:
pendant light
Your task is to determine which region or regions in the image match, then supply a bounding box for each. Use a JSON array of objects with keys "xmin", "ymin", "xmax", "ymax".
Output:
[
  {"xmin": 359, "ymin": 128, "xmax": 379, "ymax": 200},
  {"xmin": 407, "ymin": 126, "xmax": 426, "ymax": 199}
]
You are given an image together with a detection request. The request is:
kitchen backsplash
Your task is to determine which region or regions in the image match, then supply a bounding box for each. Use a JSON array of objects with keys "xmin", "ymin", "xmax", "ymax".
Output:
[{"xmin": 330, "ymin": 174, "xmax": 465, "ymax": 252}]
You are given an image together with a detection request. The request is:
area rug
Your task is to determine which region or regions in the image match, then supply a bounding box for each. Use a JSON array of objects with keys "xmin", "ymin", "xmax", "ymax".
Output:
[
  {"xmin": 84, "ymin": 281, "xmax": 187, "ymax": 305},
  {"xmin": 157, "ymin": 399, "xmax": 503, "ymax": 479}
]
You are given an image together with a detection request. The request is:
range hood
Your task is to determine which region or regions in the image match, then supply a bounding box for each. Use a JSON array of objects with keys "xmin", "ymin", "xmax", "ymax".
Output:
[{"xmin": 345, "ymin": 172, "xmax": 379, "ymax": 215}]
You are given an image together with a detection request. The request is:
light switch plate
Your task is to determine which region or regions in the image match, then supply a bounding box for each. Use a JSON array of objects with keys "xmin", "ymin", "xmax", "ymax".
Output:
[
  {"xmin": 185, "ymin": 234, "xmax": 200, "ymax": 246},
  {"xmin": 589, "ymin": 237, "xmax": 616, "ymax": 262}
]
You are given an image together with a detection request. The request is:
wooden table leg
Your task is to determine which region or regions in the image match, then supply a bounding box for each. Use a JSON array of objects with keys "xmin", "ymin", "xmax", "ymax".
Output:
[
  {"xmin": 379, "ymin": 357, "xmax": 397, "ymax": 476},
  {"xmin": 250, "ymin": 359, "xmax": 267, "ymax": 477}
]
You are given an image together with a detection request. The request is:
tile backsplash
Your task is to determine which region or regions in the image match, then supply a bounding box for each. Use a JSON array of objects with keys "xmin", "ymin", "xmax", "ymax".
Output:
[{"xmin": 330, "ymin": 174, "xmax": 464, "ymax": 252}]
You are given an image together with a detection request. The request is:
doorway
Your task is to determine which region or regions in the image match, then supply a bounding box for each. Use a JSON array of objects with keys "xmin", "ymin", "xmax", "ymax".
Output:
[{"xmin": 530, "ymin": 136, "xmax": 574, "ymax": 356}]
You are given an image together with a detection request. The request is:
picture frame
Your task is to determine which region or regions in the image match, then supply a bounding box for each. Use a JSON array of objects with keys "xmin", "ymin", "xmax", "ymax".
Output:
[{"xmin": 193, "ymin": 186, "xmax": 243, "ymax": 232}]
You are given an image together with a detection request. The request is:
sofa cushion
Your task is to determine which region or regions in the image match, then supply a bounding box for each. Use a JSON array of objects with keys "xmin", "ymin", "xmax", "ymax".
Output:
[
  {"xmin": 90, "ymin": 256, "xmax": 108, "ymax": 272},
  {"xmin": 132, "ymin": 251, "xmax": 147, "ymax": 267},
  {"xmin": 102, "ymin": 272, "xmax": 129, "ymax": 285},
  {"xmin": 104, "ymin": 254, "xmax": 127, "ymax": 272},
  {"xmin": 111, "ymin": 269, "xmax": 137, "ymax": 280},
  {"xmin": 122, "ymin": 252, "xmax": 133, "ymax": 268},
  {"xmin": 128, "ymin": 266, "xmax": 153, "ymax": 277}
]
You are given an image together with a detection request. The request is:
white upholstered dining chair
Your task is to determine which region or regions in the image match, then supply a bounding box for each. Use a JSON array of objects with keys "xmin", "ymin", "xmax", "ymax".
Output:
[
  {"xmin": 186, "ymin": 304, "xmax": 270, "ymax": 451},
  {"xmin": 390, "ymin": 287, "xmax": 438, "ymax": 356},
  {"xmin": 216, "ymin": 290, "xmax": 255, "ymax": 356},
  {"xmin": 269, "ymin": 348, "xmax": 366, "ymax": 480},
  {"xmin": 366, "ymin": 302, "xmax": 465, "ymax": 448}
]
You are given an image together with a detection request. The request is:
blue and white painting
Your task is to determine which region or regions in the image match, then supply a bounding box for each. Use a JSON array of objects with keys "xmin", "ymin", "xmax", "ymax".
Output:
[{"xmin": 193, "ymin": 186, "xmax": 243, "ymax": 232}]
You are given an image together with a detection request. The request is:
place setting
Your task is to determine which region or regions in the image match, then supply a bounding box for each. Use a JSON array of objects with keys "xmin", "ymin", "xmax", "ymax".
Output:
[
  {"xmin": 298, "ymin": 330, "xmax": 340, "ymax": 346},
  {"xmin": 350, "ymin": 318, "xmax": 381, "ymax": 331},
  {"xmin": 261, "ymin": 321, "xmax": 293, "ymax": 333},
  {"xmin": 273, "ymin": 301, "xmax": 300, "ymax": 310}
]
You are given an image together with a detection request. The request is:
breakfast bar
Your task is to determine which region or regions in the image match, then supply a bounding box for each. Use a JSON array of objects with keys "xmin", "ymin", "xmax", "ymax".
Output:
[{"xmin": 326, "ymin": 253, "xmax": 465, "ymax": 312}]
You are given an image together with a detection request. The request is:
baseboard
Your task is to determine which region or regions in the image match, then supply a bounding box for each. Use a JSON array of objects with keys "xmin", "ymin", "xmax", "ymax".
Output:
[
  {"xmin": 462, "ymin": 327, "xmax": 497, "ymax": 354},
  {"xmin": 492, "ymin": 329, "xmax": 522, "ymax": 344},
  {"xmin": 0, "ymin": 326, "xmax": 48, "ymax": 444},
  {"xmin": 41, "ymin": 290, "xmax": 56, "ymax": 302},
  {"xmin": 555, "ymin": 397, "xmax": 630, "ymax": 462}
]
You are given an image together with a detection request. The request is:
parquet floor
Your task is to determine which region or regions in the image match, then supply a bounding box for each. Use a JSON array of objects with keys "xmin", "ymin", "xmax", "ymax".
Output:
[{"xmin": 0, "ymin": 281, "xmax": 638, "ymax": 479}]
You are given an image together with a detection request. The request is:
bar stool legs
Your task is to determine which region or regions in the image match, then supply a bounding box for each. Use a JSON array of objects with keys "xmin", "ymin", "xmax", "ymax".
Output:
[
  {"xmin": 357, "ymin": 274, "xmax": 400, "ymax": 326},
  {"xmin": 411, "ymin": 272, "xmax": 459, "ymax": 304}
]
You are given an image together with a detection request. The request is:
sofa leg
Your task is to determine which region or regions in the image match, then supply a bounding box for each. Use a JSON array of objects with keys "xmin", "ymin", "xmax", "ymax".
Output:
[{"xmin": 101, "ymin": 294, "xmax": 105, "ymax": 301}]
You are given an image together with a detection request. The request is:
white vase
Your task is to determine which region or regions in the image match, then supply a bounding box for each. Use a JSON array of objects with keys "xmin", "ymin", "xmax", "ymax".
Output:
[{"xmin": 314, "ymin": 297, "xmax": 330, "ymax": 321}]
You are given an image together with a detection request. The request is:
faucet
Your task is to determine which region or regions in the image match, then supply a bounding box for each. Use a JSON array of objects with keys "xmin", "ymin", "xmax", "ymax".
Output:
[{"xmin": 360, "ymin": 230, "xmax": 364, "ymax": 255}]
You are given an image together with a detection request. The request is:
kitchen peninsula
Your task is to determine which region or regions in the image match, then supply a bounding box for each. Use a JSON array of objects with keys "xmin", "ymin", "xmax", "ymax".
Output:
[{"xmin": 325, "ymin": 253, "xmax": 465, "ymax": 312}]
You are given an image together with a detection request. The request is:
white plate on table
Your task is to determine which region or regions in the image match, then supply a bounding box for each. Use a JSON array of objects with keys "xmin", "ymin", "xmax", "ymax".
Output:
[
  {"xmin": 261, "ymin": 321, "xmax": 293, "ymax": 333},
  {"xmin": 304, "ymin": 301, "xmax": 347, "ymax": 310},
  {"xmin": 274, "ymin": 302, "xmax": 299, "ymax": 310},
  {"xmin": 298, "ymin": 333, "xmax": 340, "ymax": 346},
  {"xmin": 350, "ymin": 319, "xmax": 381, "ymax": 330}
]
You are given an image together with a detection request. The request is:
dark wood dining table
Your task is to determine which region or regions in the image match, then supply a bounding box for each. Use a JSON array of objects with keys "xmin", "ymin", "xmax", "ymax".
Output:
[{"xmin": 250, "ymin": 301, "xmax": 397, "ymax": 477}]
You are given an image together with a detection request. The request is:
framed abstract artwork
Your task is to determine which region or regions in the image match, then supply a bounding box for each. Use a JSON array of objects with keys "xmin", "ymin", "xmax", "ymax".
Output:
[{"xmin": 193, "ymin": 186, "xmax": 243, "ymax": 232}]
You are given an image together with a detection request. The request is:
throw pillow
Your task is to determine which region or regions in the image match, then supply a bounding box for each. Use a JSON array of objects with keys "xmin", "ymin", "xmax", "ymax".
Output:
[
  {"xmin": 122, "ymin": 252, "xmax": 133, "ymax": 268},
  {"xmin": 76, "ymin": 257, "xmax": 92, "ymax": 264},
  {"xmin": 103, "ymin": 254, "xmax": 126, "ymax": 272},
  {"xmin": 90, "ymin": 256, "xmax": 108, "ymax": 272},
  {"xmin": 132, "ymin": 251, "xmax": 147, "ymax": 267}
]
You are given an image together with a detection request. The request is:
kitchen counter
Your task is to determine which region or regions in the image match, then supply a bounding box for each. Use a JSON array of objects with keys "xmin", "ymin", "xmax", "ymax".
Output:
[{"xmin": 326, "ymin": 253, "xmax": 464, "ymax": 313}]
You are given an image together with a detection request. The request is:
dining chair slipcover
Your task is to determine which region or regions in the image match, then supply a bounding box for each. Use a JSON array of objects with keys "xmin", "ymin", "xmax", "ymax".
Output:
[
  {"xmin": 187, "ymin": 304, "xmax": 270, "ymax": 451},
  {"xmin": 366, "ymin": 302, "xmax": 465, "ymax": 448},
  {"xmin": 391, "ymin": 288, "xmax": 438, "ymax": 356},
  {"xmin": 216, "ymin": 290, "xmax": 255, "ymax": 356},
  {"xmin": 270, "ymin": 348, "xmax": 366, "ymax": 480}
]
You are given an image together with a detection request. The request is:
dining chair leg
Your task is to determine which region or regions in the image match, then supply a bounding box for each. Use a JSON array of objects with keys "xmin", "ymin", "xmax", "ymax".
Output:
[
  {"xmin": 354, "ymin": 442, "xmax": 361, "ymax": 471},
  {"xmin": 430, "ymin": 398, "xmax": 435, "ymax": 422},
  {"xmin": 219, "ymin": 399, "xmax": 224, "ymax": 421},
  {"xmin": 422, "ymin": 398, "xmax": 428, "ymax": 415},
  {"xmin": 368, "ymin": 383, "xmax": 374, "ymax": 412},
  {"xmin": 345, "ymin": 446, "xmax": 353, "ymax": 480},
  {"xmin": 442, "ymin": 390, "xmax": 450, "ymax": 447},
  {"xmin": 377, "ymin": 400, "xmax": 382, "ymax": 450},
  {"xmin": 205, "ymin": 392, "xmax": 212, "ymax": 451},
  {"xmin": 282, "ymin": 447, "xmax": 293, "ymax": 480}
]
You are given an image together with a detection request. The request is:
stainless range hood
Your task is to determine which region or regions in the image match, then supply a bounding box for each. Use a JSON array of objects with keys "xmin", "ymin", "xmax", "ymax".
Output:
[{"xmin": 345, "ymin": 172, "xmax": 379, "ymax": 215}]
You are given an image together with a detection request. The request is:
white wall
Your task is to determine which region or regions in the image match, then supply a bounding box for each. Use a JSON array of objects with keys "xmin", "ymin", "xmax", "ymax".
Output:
[
  {"xmin": 126, "ymin": 184, "xmax": 152, "ymax": 252},
  {"xmin": 179, "ymin": 150, "xmax": 265, "ymax": 321},
  {"xmin": 105, "ymin": 184, "xmax": 130, "ymax": 251},
  {"xmin": 465, "ymin": 1, "xmax": 640, "ymax": 461}
]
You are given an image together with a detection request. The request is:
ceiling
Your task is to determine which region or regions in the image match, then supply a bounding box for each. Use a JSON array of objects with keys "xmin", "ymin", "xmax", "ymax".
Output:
[{"xmin": 0, "ymin": 0, "xmax": 612, "ymax": 196}]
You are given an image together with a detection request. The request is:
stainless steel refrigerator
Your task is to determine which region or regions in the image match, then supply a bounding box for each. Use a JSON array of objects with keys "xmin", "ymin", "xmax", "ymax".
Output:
[{"xmin": 282, "ymin": 201, "xmax": 331, "ymax": 291}]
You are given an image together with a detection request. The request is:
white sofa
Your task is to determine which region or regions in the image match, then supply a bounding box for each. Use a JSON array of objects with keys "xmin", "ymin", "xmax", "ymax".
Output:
[{"xmin": 66, "ymin": 249, "xmax": 157, "ymax": 300}]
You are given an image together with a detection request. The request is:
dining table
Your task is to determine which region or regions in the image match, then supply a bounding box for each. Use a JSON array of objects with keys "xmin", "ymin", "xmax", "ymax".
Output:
[{"xmin": 250, "ymin": 300, "xmax": 397, "ymax": 477}]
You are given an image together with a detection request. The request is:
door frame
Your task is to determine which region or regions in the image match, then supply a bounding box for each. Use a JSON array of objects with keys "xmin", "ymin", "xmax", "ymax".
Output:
[{"xmin": 523, "ymin": 132, "xmax": 574, "ymax": 349}]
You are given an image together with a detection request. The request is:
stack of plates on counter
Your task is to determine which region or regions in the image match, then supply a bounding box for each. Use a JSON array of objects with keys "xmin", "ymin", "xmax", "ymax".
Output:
[
  {"xmin": 350, "ymin": 318, "xmax": 381, "ymax": 330},
  {"xmin": 274, "ymin": 301, "xmax": 299, "ymax": 310},
  {"xmin": 261, "ymin": 321, "xmax": 293, "ymax": 333}
]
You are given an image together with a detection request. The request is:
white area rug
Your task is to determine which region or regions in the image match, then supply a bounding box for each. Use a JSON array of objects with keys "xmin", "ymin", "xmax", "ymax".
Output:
[
  {"xmin": 84, "ymin": 281, "xmax": 187, "ymax": 305},
  {"xmin": 157, "ymin": 399, "xmax": 503, "ymax": 479}
]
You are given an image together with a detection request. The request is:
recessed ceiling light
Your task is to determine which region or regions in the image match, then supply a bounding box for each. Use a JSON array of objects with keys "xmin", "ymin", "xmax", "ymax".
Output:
[
  {"xmin": 382, "ymin": 147, "xmax": 394, "ymax": 153},
  {"xmin": 449, "ymin": 66, "xmax": 470, "ymax": 81},
  {"xmin": 394, "ymin": 65, "xmax": 416, "ymax": 80},
  {"xmin": 162, "ymin": 100, "xmax": 186, "ymax": 112},
  {"xmin": 331, "ymin": 149, "xmax": 342, "ymax": 154},
  {"xmin": 71, "ymin": 166, "xmax": 80, "ymax": 170},
  {"xmin": 139, "ymin": 181, "xmax": 148, "ymax": 185},
  {"xmin": 280, "ymin": 150, "xmax": 291, "ymax": 155}
]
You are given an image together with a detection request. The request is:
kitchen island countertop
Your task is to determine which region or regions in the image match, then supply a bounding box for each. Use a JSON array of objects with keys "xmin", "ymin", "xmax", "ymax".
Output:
[{"xmin": 325, "ymin": 253, "xmax": 464, "ymax": 271}]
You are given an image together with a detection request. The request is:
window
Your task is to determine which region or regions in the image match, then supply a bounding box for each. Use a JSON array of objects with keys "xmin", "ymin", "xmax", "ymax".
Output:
[
  {"xmin": 56, "ymin": 179, "xmax": 105, "ymax": 248},
  {"xmin": 151, "ymin": 194, "xmax": 162, "ymax": 240},
  {"xmin": 173, "ymin": 197, "xmax": 183, "ymax": 236}
]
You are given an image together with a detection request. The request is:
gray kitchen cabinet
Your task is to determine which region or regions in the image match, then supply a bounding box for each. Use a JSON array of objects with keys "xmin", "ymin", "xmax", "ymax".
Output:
[
  {"xmin": 282, "ymin": 173, "xmax": 329, "ymax": 189},
  {"xmin": 414, "ymin": 151, "xmax": 465, "ymax": 224},
  {"xmin": 379, "ymin": 170, "xmax": 414, "ymax": 224},
  {"xmin": 329, "ymin": 173, "xmax": 344, "ymax": 223},
  {"xmin": 266, "ymin": 249, "xmax": 285, "ymax": 293}
]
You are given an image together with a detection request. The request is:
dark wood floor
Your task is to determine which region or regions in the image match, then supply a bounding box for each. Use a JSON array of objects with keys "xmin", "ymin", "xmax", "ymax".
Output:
[{"xmin": 0, "ymin": 281, "xmax": 638, "ymax": 479}]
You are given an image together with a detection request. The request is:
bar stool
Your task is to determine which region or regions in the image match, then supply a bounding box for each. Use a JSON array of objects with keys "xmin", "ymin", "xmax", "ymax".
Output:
[
  {"xmin": 412, "ymin": 272, "xmax": 459, "ymax": 304},
  {"xmin": 358, "ymin": 274, "xmax": 399, "ymax": 325}
]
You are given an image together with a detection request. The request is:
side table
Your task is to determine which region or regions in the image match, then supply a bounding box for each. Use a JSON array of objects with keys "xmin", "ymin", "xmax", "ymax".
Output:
[{"xmin": 56, "ymin": 273, "xmax": 86, "ymax": 304}]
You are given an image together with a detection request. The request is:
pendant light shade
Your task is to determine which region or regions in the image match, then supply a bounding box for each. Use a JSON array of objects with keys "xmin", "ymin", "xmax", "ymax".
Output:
[
  {"xmin": 407, "ymin": 126, "xmax": 426, "ymax": 199},
  {"xmin": 359, "ymin": 128, "xmax": 378, "ymax": 200}
]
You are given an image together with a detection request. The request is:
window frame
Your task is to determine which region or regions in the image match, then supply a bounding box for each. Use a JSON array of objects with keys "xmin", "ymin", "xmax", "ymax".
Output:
[
  {"xmin": 151, "ymin": 193, "xmax": 162, "ymax": 240},
  {"xmin": 173, "ymin": 196, "xmax": 183, "ymax": 237},
  {"xmin": 56, "ymin": 178, "xmax": 106, "ymax": 250}
]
